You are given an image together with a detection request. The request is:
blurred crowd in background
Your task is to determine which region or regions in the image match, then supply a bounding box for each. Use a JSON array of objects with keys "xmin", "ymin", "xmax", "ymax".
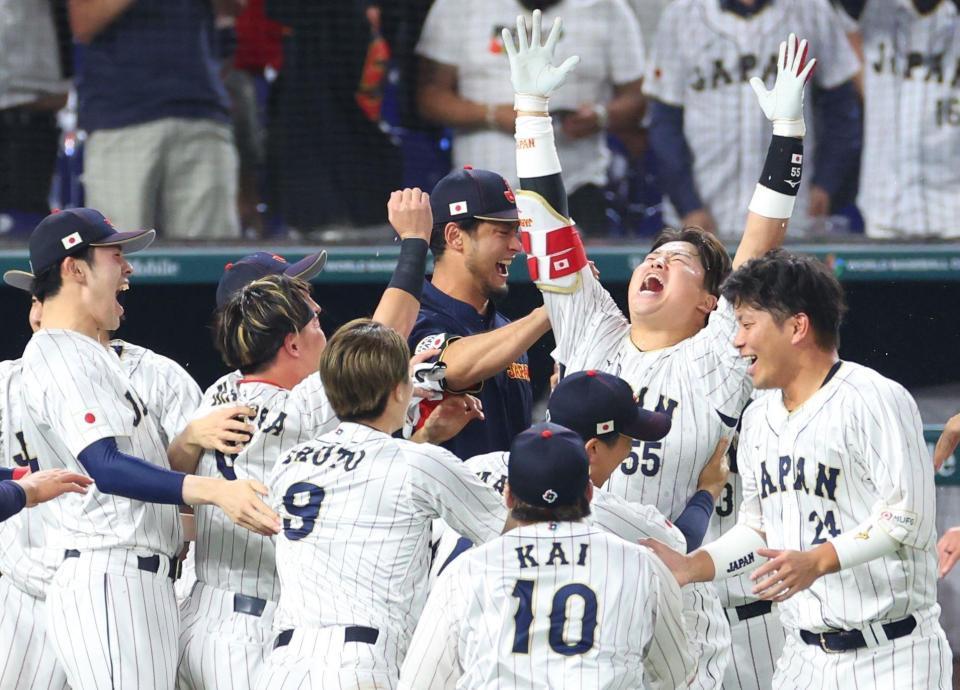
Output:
[{"xmin": 1, "ymin": 0, "xmax": 958, "ymax": 243}]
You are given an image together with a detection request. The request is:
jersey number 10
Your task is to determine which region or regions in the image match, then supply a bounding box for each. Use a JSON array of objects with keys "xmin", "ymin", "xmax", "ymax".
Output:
[{"xmin": 511, "ymin": 580, "xmax": 598, "ymax": 656}]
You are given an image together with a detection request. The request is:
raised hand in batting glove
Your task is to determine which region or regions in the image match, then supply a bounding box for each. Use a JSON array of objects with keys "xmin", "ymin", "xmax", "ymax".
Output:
[
  {"xmin": 749, "ymin": 33, "xmax": 816, "ymax": 138},
  {"xmin": 501, "ymin": 9, "xmax": 580, "ymax": 112}
]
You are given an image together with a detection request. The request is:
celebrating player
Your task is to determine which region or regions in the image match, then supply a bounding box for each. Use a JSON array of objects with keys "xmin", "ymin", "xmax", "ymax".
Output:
[
  {"xmin": 258, "ymin": 318, "xmax": 510, "ymax": 690},
  {"xmin": 176, "ymin": 189, "xmax": 480, "ymax": 690},
  {"xmin": 644, "ymin": 250, "xmax": 952, "ymax": 687},
  {"xmin": 399, "ymin": 422, "xmax": 693, "ymax": 689},
  {"xmin": 16, "ymin": 208, "xmax": 281, "ymax": 690},
  {"xmin": 506, "ymin": 10, "xmax": 815, "ymax": 686}
]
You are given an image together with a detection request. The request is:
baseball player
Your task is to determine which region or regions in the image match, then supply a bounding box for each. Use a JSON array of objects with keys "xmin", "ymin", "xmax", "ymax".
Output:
[
  {"xmin": 17, "ymin": 208, "xmax": 280, "ymax": 690},
  {"xmin": 257, "ymin": 318, "xmax": 509, "ymax": 690},
  {"xmin": 399, "ymin": 422, "xmax": 694, "ymax": 689},
  {"xmin": 644, "ymin": 0, "xmax": 861, "ymax": 237},
  {"xmin": 177, "ymin": 190, "xmax": 472, "ymax": 690},
  {"xmin": 432, "ymin": 368, "xmax": 731, "ymax": 687},
  {"xmin": 934, "ymin": 413, "xmax": 960, "ymax": 578},
  {"xmin": 644, "ymin": 250, "xmax": 952, "ymax": 688},
  {"xmin": 505, "ymin": 11, "xmax": 814, "ymax": 687},
  {"xmin": 0, "ymin": 281, "xmax": 252, "ymax": 690},
  {"xmin": 840, "ymin": 0, "xmax": 960, "ymax": 237}
]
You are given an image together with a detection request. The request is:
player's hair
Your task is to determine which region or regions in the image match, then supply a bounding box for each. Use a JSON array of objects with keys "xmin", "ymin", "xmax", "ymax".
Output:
[
  {"xmin": 429, "ymin": 218, "xmax": 480, "ymax": 258},
  {"xmin": 31, "ymin": 245, "xmax": 97, "ymax": 302},
  {"xmin": 320, "ymin": 318, "xmax": 410, "ymax": 422},
  {"xmin": 510, "ymin": 493, "xmax": 591, "ymax": 523},
  {"xmin": 721, "ymin": 249, "xmax": 848, "ymax": 350},
  {"xmin": 651, "ymin": 226, "xmax": 731, "ymax": 297},
  {"xmin": 214, "ymin": 273, "xmax": 315, "ymax": 374}
]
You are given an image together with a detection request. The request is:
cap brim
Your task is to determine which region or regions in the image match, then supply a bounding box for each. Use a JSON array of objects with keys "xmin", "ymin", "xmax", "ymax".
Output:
[
  {"xmin": 284, "ymin": 251, "xmax": 327, "ymax": 282},
  {"xmin": 90, "ymin": 228, "xmax": 156, "ymax": 254},
  {"xmin": 473, "ymin": 208, "xmax": 520, "ymax": 222},
  {"xmin": 3, "ymin": 270, "xmax": 35, "ymax": 293},
  {"xmin": 622, "ymin": 406, "xmax": 672, "ymax": 441}
]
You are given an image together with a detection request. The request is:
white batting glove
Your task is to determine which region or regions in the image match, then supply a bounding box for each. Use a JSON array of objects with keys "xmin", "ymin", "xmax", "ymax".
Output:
[
  {"xmin": 749, "ymin": 33, "xmax": 816, "ymax": 138},
  {"xmin": 501, "ymin": 9, "xmax": 580, "ymax": 113}
]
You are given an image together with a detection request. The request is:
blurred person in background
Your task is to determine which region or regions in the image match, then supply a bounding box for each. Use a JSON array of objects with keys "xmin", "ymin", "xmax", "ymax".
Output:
[
  {"xmin": 835, "ymin": 0, "xmax": 960, "ymax": 238},
  {"xmin": 415, "ymin": 0, "xmax": 646, "ymax": 237},
  {"xmin": 265, "ymin": 0, "xmax": 402, "ymax": 235},
  {"xmin": 69, "ymin": 0, "xmax": 241, "ymax": 240},
  {"xmin": 0, "ymin": 0, "xmax": 72, "ymax": 233},
  {"xmin": 645, "ymin": 0, "xmax": 862, "ymax": 238}
]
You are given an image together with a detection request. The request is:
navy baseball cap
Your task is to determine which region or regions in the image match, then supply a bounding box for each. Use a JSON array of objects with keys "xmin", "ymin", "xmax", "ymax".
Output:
[
  {"xmin": 508, "ymin": 422, "xmax": 590, "ymax": 508},
  {"xmin": 430, "ymin": 166, "xmax": 520, "ymax": 227},
  {"xmin": 548, "ymin": 370, "xmax": 671, "ymax": 442},
  {"xmin": 3, "ymin": 208, "xmax": 155, "ymax": 293},
  {"xmin": 216, "ymin": 251, "xmax": 327, "ymax": 308}
]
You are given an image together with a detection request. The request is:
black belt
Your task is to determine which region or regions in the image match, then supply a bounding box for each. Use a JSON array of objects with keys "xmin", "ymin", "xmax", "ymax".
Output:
[
  {"xmin": 234, "ymin": 593, "xmax": 268, "ymax": 617},
  {"xmin": 274, "ymin": 626, "xmax": 380, "ymax": 649},
  {"xmin": 64, "ymin": 549, "xmax": 180, "ymax": 582},
  {"xmin": 800, "ymin": 615, "xmax": 917, "ymax": 653},
  {"xmin": 733, "ymin": 600, "xmax": 773, "ymax": 622}
]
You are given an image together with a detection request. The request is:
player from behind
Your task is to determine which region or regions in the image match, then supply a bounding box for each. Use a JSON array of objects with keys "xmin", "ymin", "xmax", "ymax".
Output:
[
  {"xmin": 644, "ymin": 250, "xmax": 952, "ymax": 688},
  {"xmin": 176, "ymin": 190, "xmax": 482, "ymax": 690},
  {"xmin": 258, "ymin": 319, "xmax": 510, "ymax": 690},
  {"xmin": 504, "ymin": 11, "xmax": 813, "ymax": 687},
  {"xmin": 17, "ymin": 208, "xmax": 280, "ymax": 690},
  {"xmin": 399, "ymin": 422, "xmax": 693, "ymax": 690}
]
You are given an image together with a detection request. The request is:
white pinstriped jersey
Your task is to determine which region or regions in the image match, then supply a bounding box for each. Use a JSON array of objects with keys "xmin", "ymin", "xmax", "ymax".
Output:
[
  {"xmin": 644, "ymin": 0, "xmax": 860, "ymax": 236},
  {"xmin": 857, "ymin": 0, "xmax": 960, "ymax": 237},
  {"xmin": 111, "ymin": 339, "xmax": 202, "ymax": 448},
  {"xmin": 399, "ymin": 521, "xmax": 691, "ymax": 690},
  {"xmin": 0, "ymin": 360, "xmax": 60, "ymax": 600},
  {"xmin": 19, "ymin": 329, "xmax": 180, "ymax": 556},
  {"xmin": 544, "ymin": 268, "xmax": 746, "ymax": 521},
  {"xmin": 269, "ymin": 422, "xmax": 508, "ymax": 653},
  {"xmin": 194, "ymin": 371, "xmax": 337, "ymax": 601},
  {"xmin": 736, "ymin": 362, "xmax": 940, "ymax": 632}
]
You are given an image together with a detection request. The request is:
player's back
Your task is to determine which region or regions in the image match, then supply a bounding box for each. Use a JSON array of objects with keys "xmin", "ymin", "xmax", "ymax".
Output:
[
  {"xmin": 442, "ymin": 521, "xmax": 655, "ymax": 689},
  {"xmin": 193, "ymin": 371, "xmax": 336, "ymax": 600},
  {"xmin": 271, "ymin": 422, "xmax": 505, "ymax": 648}
]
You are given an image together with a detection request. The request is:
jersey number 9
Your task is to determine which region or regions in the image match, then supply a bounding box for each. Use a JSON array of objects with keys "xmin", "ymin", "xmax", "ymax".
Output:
[{"xmin": 281, "ymin": 481, "xmax": 325, "ymax": 540}]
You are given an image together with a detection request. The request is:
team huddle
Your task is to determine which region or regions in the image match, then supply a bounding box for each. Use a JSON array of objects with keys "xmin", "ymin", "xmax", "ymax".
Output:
[{"xmin": 0, "ymin": 10, "xmax": 954, "ymax": 690}]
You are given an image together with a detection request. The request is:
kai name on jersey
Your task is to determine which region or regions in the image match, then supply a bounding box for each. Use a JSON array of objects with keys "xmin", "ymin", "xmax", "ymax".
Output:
[{"xmin": 516, "ymin": 540, "xmax": 590, "ymax": 569}]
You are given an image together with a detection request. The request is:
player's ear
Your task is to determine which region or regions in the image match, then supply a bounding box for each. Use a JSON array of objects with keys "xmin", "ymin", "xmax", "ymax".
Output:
[
  {"xmin": 282, "ymin": 331, "xmax": 300, "ymax": 358},
  {"xmin": 790, "ymin": 312, "xmax": 811, "ymax": 345},
  {"xmin": 504, "ymin": 483, "xmax": 517, "ymax": 509},
  {"xmin": 62, "ymin": 256, "xmax": 85, "ymax": 284},
  {"xmin": 444, "ymin": 222, "xmax": 464, "ymax": 253},
  {"xmin": 696, "ymin": 291, "xmax": 718, "ymax": 316}
]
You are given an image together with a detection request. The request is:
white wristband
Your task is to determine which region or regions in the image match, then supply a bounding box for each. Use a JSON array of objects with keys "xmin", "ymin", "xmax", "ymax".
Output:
[
  {"xmin": 829, "ymin": 519, "xmax": 900, "ymax": 570},
  {"xmin": 700, "ymin": 524, "xmax": 768, "ymax": 580},
  {"xmin": 514, "ymin": 93, "xmax": 549, "ymax": 113},
  {"xmin": 515, "ymin": 115, "xmax": 561, "ymax": 178},
  {"xmin": 772, "ymin": 118, "xmax": 805, "ymax": 138},
  {"xmin": 748, "ymin": 183, "xmax": 796, "ymax": 219}
]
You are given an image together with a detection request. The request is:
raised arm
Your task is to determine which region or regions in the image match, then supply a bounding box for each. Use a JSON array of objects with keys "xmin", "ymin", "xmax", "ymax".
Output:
[{"xmin": 734, "ymin": 34, "xmax": 817, "ymax": 270}]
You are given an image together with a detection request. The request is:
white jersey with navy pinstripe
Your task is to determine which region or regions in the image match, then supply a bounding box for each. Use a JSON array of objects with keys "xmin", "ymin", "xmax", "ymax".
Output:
[
  {"xmin": 398, "ymin": 520, "xmax": 692, "ymax": 690},
  {"xmin": 643, "ymin": 0, "xmax": 860, "ymax": 236},
  {"xmin": 543, "ymin": 267, "xmax": 747, "ymax": 521},
  {"xmin": 112, "ymin": 339, "xmax": 202, "ymax": 448},
  {"xmin": 857, "ymin": 0, "xmax": 960, "ymax": 238},
  {"xmin": 19, "ymin": 329, "xmax": 180, "ymax": 556},
  {"xmin": 193, "ymin": 371, "xmax": 337, "ymax": 602},
  {"xmin": 268, "ymin": 422, "xmax": 508, "ymax": 670},
  {"xmin": 737, "ymin": 361, "xmax": 942, "ymax": 632}
]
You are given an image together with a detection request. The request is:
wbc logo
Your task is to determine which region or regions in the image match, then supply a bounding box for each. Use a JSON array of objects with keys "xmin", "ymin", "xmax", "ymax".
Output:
[{"xmin": 542, "ymin": 489, "xmax": 558, "ymax": 504}]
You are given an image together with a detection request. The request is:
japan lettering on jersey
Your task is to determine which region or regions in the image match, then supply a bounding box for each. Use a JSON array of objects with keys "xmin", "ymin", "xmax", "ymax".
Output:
[
  {"xmin": 737, "ymin": 362, "xmax": 939, "ymax": 631},
  {"xmin": 399, "ymin": 521, "xmax": 692, "ymax": 690},
  {"xmin": 19, "ymin": 330, "xmax": 180, "ymax": 556},
  {"xmin": 193, "ymin": 370, "xmax": 337, "ymax": 601},
  {"xmin": 269, "ymin": 422, "xmax": 507, "ymax": 672},
  {"xmin": 112, "ymin": 339, "xmax": 203, "ymax": 448},
  {"xmin": 543, "ymin": 266, "xmax": 745, "ymax": 521},
  {"xmin": 857, "ymin": 0, "xmax": 960, "ymax": 237},
  {"xmin": 644, "ymin": 0, "xmax": 860, "ymax": 235}
]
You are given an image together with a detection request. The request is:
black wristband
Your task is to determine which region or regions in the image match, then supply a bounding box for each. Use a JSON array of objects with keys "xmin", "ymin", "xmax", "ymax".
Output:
[
  {"xmin": 758, "ymin": 135, "xmax": 804, "ymax": 197},
  {"xmin": 387, "ymin": 238, "xmax": 428, "ymax": 301}
]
